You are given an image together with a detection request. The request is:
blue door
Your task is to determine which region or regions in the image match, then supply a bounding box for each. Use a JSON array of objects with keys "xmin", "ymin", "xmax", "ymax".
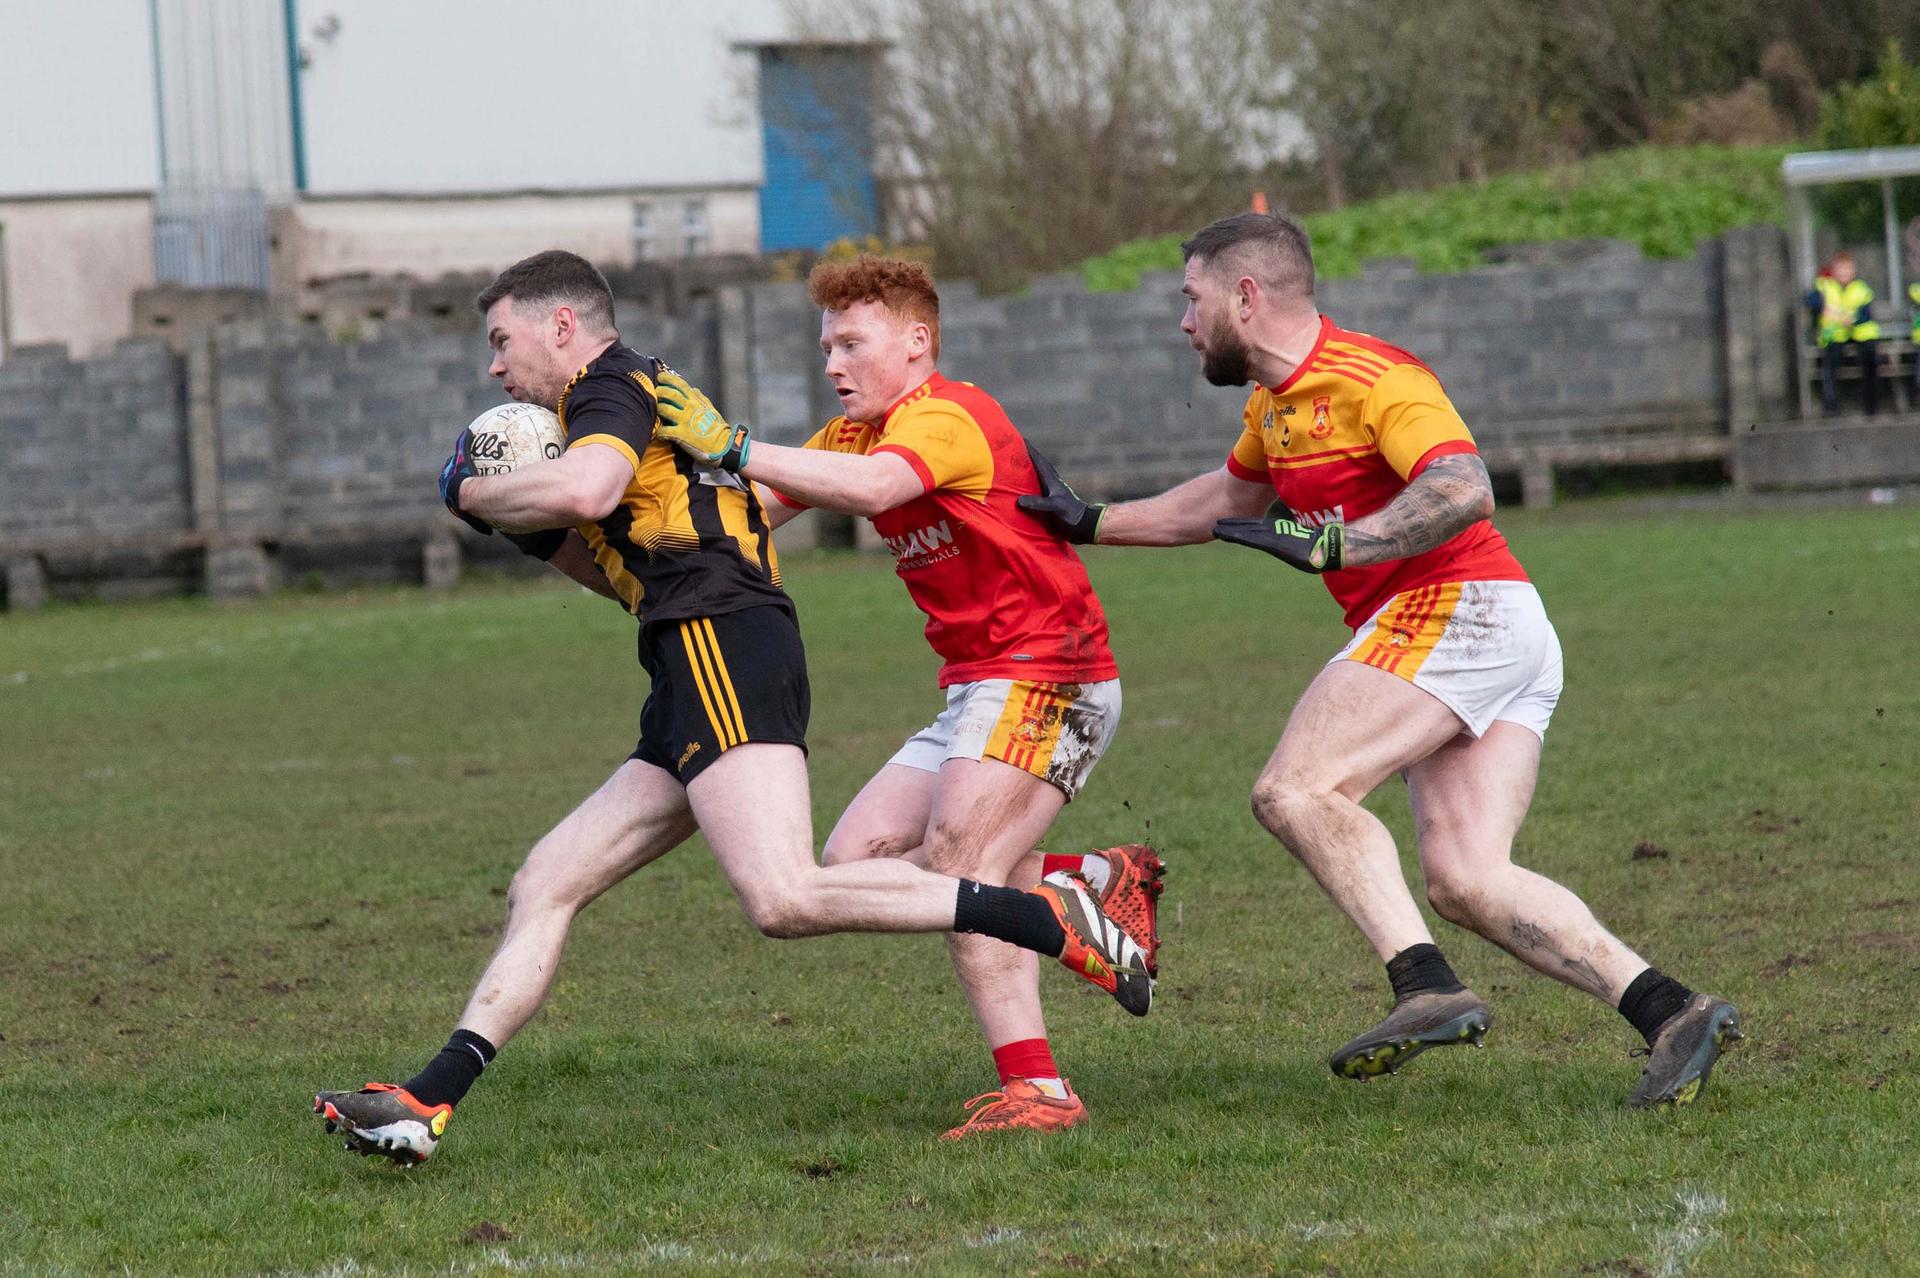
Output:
[{"xmin": 759, "ymin": 47, "xmax": 879, "ymax": 252}]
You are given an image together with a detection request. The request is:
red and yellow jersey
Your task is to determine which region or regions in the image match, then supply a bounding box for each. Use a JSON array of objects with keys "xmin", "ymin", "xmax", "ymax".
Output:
[
  {"xmin": 776, "ymin": 372, "xmax": 1118, "ymax": 687},
  {"xmin": 1225, "ymin": 316, "xmax": 1527, "ymax": 628}
]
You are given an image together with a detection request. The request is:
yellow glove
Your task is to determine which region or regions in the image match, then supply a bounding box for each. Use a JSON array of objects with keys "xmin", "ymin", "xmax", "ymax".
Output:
[{"xmin": 653, "ymin": 369, "xmax": 751, "ymax": 472}]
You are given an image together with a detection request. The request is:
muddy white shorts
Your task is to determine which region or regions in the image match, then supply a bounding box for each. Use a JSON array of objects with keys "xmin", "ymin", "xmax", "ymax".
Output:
[
  {"xmin": 888, "ymin": 678, "xmax": 1122, "ymax": 800},
  {"xmin": 1334, "ymin": 581, "xmax": 1562, "ymax": 739}
]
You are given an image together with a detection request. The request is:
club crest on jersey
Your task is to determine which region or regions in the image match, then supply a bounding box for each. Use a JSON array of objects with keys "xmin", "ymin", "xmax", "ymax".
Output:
[{"xmin": 1310, "ymin": 396, "xmax": 1334, "ymax": 440}]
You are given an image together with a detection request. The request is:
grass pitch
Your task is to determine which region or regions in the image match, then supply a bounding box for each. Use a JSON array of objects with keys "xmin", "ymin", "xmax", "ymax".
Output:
[{"xmin": 2, "ymin": 501, "xmax": 1915, "ymax": 1276}]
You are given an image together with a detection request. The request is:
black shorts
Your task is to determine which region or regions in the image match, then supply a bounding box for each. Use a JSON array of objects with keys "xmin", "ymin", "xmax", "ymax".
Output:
[{"xmin": 632, "ymin": 605, "xmax": 810, "ymax": 785}]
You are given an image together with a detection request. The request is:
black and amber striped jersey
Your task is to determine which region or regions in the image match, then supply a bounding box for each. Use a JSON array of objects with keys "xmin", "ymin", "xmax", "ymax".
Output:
[{"xmin": 557, "ymin": 345, "xmax": 789, "ymax": 624}]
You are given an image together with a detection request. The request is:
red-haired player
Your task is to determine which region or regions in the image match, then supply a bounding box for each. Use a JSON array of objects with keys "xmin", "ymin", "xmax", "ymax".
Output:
[{"xmin": 651, "ymin": 258, "xmax": 1164, "ymax": 1138}]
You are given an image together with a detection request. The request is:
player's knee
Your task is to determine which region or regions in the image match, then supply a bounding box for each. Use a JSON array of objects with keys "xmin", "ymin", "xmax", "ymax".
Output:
[
  {"xmin": 505, "ymin": 861, "xmax": 579, "ymax": 919},
  {"xmin": 738, "ymin": 881, "xmax": 818, "ymax": 940},
  {"xmin": 918, "ymin": 823, "xmax": 980, "ymax": 878},
  {"xmin": 1425, "ymin": 869, "xmax": 1485, "ymax": 927},
  {"xmin": 1250, "ymin": 775, "xmax": 1314, "ymax": 843}
]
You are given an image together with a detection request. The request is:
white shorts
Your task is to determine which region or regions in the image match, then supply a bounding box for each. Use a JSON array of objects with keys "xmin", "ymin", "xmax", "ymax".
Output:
[
  {"xmin": 1333, "ymin": 581, "xmax": 1563, "ymax": 739},
  {"xmin": 888, "ymin": 677, "xmax": 1122, "ymax": 800}
]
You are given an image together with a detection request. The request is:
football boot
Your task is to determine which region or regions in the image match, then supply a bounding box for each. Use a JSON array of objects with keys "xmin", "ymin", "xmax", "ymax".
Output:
[
  {"xmin": 1329, "ymin": 988, "xmax": 1492, "ymax": 1080},
  {"xmin": 1093, "ymin": 844, "xmax": 1166, "ymax": 977},
  {"xmin": 1035, "ymin": 870, "xmax": 1152, "ymax": 1016},
  {"xmin": 314, "ymin": 1082, "xmax": 451, "ymax": 1166},
  {"xmin": 941, "ymin": 1078, "xmax": 1088, "ymax": 1140},
  {"xmin": 1626, "ymin": 994, "xmax": 1743, "ymax": 1109}
]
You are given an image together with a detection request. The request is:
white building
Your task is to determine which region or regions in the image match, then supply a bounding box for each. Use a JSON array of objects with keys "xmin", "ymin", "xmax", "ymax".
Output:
[{"xmin": 0, "ymin": 0, "xmax": 888, "ymax": 357}]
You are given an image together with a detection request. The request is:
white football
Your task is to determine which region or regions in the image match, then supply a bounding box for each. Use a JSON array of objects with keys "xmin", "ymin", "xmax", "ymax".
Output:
[{"xmin": 464, "ymin": 402, "xmax": 565, "ymax": 477}]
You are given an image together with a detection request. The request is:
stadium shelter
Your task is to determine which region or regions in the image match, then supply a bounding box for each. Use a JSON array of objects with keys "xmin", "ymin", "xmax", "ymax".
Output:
[{"xmin": 1782, "ymin": 144, "xmax": 1920, "ymax": 418}]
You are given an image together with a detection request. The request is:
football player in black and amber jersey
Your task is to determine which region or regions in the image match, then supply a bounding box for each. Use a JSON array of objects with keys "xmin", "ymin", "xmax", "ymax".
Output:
[
  {"xmin": 1023, "ymin": 214, "xmax": 1739, "ymax": 1110},
  {"xmin": 311, "ymin": 251, "xmax": 1153, "ymax": 1166}
]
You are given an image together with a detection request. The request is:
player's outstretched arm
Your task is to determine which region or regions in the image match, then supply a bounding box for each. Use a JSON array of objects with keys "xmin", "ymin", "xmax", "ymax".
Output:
[
  {"xmin": 652, "ymin": 369, "xmax": 922, "ymax": 517},
  {"xmin": 1339, "ymin": 453, "xmax": 1493, "ymax": 567},
  {"xmin": 1093, "ymin": 466, "xmax": 1273, "ymax": 547},
  {"xmin": 1211, "ymin": 454, "xmax": 1494, "ymax": 575},
  {"xmin": 739, "ymin": 443, "xmax": 923, "ymax": 518}
]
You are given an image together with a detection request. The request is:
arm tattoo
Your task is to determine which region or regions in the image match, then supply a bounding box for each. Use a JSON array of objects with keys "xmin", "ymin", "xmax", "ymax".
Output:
[{"xmin": 1341, "ymin": 454, "xmax": 1494, "ymax": 567}]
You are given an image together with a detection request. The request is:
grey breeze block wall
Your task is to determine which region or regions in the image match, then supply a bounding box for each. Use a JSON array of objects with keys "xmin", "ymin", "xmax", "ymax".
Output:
[
  {"xmin": 0, "ymin": 339, "xmax": 190, "ymax": 542},
  {"xmin": 1, "ymin": 228, "xmax": 1797, "ymax": 601}
]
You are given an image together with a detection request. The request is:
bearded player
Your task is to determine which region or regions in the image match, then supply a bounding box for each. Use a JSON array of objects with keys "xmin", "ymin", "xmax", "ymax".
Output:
[
  {"xmin": 647, "ymin": 257, "xmax": 1164, "ymax": 1137},
  {"xmin": 311, "ymin": 251, "xmax": 1153, "ymax": 1166},
  {"xmin": 1020, "ymin": 214, "xmax": 1740, "ymax": 1109}
]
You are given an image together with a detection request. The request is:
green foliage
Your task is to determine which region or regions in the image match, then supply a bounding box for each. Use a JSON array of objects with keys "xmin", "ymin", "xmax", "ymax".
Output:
[
  {"xmin": 2, "ymin": 503, "xmax": 1918, "ymax": 1274},
  {"xmin": 1081, "ymin": 146, "xmax": 1789, "ymax": 291},
  {"xmin": 1813, "ymin": 41, "xmax": 1920, "ymax": 241}
]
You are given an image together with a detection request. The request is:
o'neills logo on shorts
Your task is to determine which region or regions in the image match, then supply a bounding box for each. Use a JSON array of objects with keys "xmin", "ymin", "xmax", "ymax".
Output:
[{"xmin": 882, "ymin": 519, "xmax": 961, "ymax": 569}]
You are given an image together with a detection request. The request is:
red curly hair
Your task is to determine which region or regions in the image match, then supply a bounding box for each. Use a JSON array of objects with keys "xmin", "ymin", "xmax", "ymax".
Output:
[{"xmin": 807, "ymin": 257, "xmax": 941, "ymax": 361}]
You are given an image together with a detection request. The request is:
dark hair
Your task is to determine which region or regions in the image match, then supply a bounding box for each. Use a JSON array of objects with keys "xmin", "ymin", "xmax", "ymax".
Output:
[
  {"xmin": 1181, "ymin": 213, "xmax": 1315, "ymax": 301},
  {"xmin": 475, "ymin": 250, "xmax": 617, "ymax": 335},
  {"xmin": 808, "ymin": 257, "xmax": 941, "ymax": 361}
]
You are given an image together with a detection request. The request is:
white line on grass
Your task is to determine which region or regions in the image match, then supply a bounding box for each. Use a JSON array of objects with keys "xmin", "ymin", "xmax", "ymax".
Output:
[{"xmin": 1653, "ymin": 1188, "xmax": 1728, "ymax": 1278}]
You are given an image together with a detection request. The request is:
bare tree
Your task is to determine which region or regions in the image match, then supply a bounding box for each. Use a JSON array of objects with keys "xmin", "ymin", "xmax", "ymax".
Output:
[{"xmin": 794, "ymin": 0, "xmax": 1281, "ymax": 291}]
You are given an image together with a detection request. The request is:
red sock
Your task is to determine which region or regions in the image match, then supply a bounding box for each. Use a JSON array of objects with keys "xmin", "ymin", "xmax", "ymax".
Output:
[
  {"xmin": 992, "ymin": 1038, "xmax": 1059, "ymax": 1084},
  {"xmin": 1040, "ymin": 853, "xmax": 1083, "ymax": 879}
]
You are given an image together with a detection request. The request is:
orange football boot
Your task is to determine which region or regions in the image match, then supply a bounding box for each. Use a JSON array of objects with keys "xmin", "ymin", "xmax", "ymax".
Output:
[
  {"xmin": 1034, "ymin": 870, "xmax": 1152, "ymax": 1016},
  {"xmin": 1094, "ymin": 844, "xmax": 1166, "ymax": 977},
  {"xmin": 942, "ymin": 1078, "xmax": 1089, "ymax": 1139}
]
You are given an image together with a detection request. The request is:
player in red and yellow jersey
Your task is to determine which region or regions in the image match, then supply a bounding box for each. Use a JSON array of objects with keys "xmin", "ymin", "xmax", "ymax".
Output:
[
  {"xmin": 650, "ymin": 258, "xmax": 1164, "ymax": 1137},
  {"xmin": 1021, "ymin": 214, "xmax": 1739, "ymax": 1110}
]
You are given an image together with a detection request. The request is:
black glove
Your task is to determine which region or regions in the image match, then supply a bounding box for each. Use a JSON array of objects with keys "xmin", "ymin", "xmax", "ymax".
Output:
[
  {"xmin": 1014, "ymin": 443, "xmax": 1104, "ymax": 544},
  {"xmin": 502, "ymin": 527, "xmax": 568, "ymax": 561},
  {"xmin": 438, "ymin": 428, "xmax": 493, "ymax": 536},
  {"xmin": 1212, "ymin": 503, "xmax": 1344, "ymax": 574}
]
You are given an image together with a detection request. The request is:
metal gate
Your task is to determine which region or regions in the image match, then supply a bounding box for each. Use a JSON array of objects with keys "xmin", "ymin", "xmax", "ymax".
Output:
[{"xmin": 152, "ymin": 189, "xmax": 272, "ymax": 289}]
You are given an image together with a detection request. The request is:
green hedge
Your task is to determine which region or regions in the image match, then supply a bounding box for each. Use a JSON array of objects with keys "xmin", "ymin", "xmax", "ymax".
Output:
[{"xmin": 1081, "ymin": 145, "xmax": 1790, "ymax": 292}]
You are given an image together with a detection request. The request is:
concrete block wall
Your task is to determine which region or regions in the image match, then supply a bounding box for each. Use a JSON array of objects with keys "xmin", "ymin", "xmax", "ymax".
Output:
[
  {"xmin": 1315, "ymin": 243, "xmax": 1729, "ymax": 443},
  {"xmin": 0, "ymin": 339, "xmax": 188, "ymax": 541},
  {"xmin": 1, "ymin": 228, "xmax": 1810, "ymax": 602},
  {"xmin": 231, "ymin": 321, "xmax": 493, "ymax": 532}
]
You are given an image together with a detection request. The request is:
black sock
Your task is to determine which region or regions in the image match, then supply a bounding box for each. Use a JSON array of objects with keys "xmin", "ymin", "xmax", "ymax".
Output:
[
  {"xmin": 953, "ymin": 880, "xmax": 1068, "ymax": 956},
  {"xmin": 1385, "ymin": 943, "xmax": 1466, "ymax": 1002},
  {"xmin": 1618, "ymin": 968, "xmax": 1693, "ymax": 1045},
  {"xmin": 403, "ymin": 1029, "xmax": 497, "ymax": 1107}
]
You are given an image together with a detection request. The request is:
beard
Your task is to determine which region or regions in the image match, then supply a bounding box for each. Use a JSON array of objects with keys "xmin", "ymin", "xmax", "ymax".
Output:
[{"xmin": 1200, "ymin": 319, "xmax": 1253, "ymax": 387}]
